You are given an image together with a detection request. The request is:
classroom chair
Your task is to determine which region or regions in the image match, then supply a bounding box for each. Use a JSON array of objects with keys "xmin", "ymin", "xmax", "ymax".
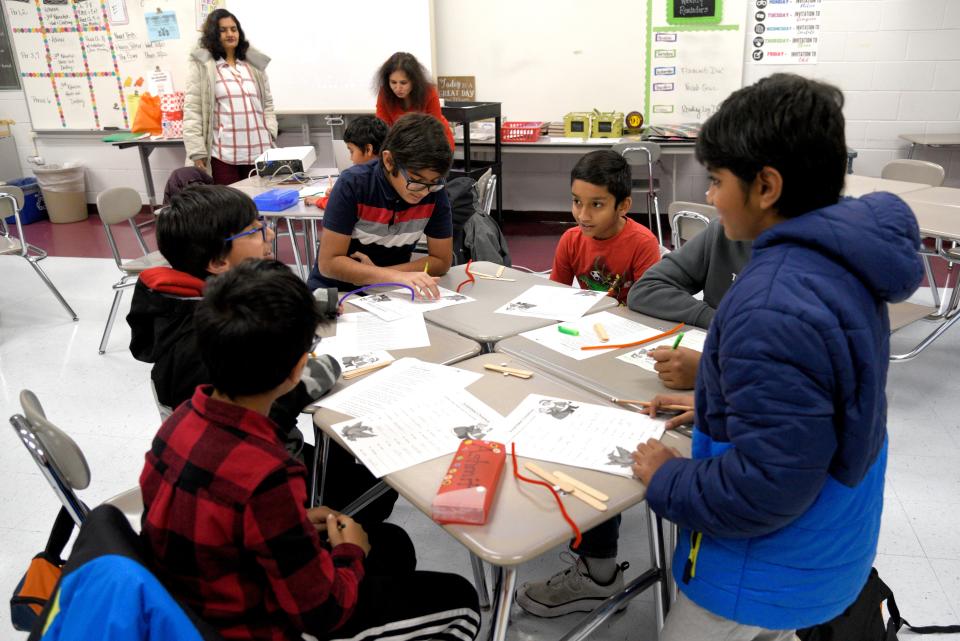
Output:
[
  {"xmin": 28, "ymin": 504, "xmax": 224, "ymax": 641},
  {"xmin": 0, "ymin": 186, "xmax": 78, "ymax": 322},
  {"xmin": 612, "ymin": 141, "xmax": 664, "ymax": 246},
  {"xmin": 10, "ymin": 389, "xmax": 142, "ymax": 530},
  {"xmin": 881, "ymin": 159, "xmax": 946, "ymax": 186},
  {"xmin": 95, "ymin": 186, "xmax": 168, "ymax": 355},
  {"xmin": 881, "ymin": 159, "xmax": 949, "ymax": 310},
  {"xmin": 668, "ymin": 200, "xmax": 716, "ymax": 249}
]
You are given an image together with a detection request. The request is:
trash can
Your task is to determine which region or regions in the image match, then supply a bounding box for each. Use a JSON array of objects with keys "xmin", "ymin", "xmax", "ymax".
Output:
[
  {"xmin": 31, "ymin": 163, "xmax": 87, "ymax": 223},
  {"xmin": 1, "ymin": 177, "xmax": 47, "ymax": 225}
]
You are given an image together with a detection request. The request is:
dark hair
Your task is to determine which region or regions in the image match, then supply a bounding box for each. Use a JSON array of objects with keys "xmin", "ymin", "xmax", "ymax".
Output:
[
  {"xmin": 571, "ymin": 150, "xmax": 632, "ymax": 206},
  {"xmin": 157, "ymin": 185, "xmax": 258, "ymax": 279},
  {"xmin": 695, "ymin": 73, "xmax": 846, "ymax": 218},
  {"xmin": 344, "ymin": 116, "xmax": 388, "ymax": 155},
  {"xmin": 195, "ymin": 259, "xmax": 321, "ymax": 399},
  {"xmin": 381, "ymin": 113, "xmax": 453, "ymax": 176},
  {"xmin": 199, "ymin": 9, "xmax": 249, "ymax": 61},
  {"xmin": 374, "ymin": 52, "xmax": 432, "ymax": 111}
]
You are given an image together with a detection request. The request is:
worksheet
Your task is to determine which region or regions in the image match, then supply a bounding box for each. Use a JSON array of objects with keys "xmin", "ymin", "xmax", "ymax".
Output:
[
  {"xmin": 485, "ymin": 394, "xmax": 665, "ymax": 477},
  {"xmin": 616, "ymin": 329, "xmax": 708, "ymax": 372},
  {"xmin": 330, "ymin": 390, "xmax": 503, "ymax": 477},
  {"xmin": 350, "ymin": 287, "xmax": 476, "ymax": 322},
  {"xmin": 312, "ymin": 358, "xmax": 482, "ymax": 416},
  {"xmin": 494, "ymin": 285, "xmax": 606, "ymax": 321},
  {"xmin": 519, "ymin": 312, "xmax": 666, "ymax": 360},
  {"xmin": 316, "ymin": 311, "xmax": 430, "ymax": 353}
]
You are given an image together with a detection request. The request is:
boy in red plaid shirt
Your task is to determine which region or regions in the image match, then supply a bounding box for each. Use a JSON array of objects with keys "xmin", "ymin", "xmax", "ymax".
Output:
[{"xmin": 140, "ymin": 259, "xmax": 480, "ymax": 640}]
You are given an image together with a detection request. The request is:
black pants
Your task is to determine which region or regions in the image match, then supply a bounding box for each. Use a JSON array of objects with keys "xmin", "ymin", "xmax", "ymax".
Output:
[
  {"xmin": 330, "ymin": 523, "xmax": 481, "ymax": 641},
  {"xmin": 304, "ymin": 440, "xmax": 399, "ymax": 527}
]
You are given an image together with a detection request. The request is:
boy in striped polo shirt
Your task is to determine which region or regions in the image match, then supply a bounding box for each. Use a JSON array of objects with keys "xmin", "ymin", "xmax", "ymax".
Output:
[{"xmin": 309, "ymin": 113, "xmax": 453, "ymax": 299}]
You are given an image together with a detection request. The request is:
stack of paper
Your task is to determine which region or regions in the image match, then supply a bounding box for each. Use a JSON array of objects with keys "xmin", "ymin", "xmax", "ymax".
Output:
[
  {"xmin": 350, "ymin": 287, "xmax": 475, "ymax": 322},
  {"xmin": 495, "ymin": 285, "xmax": 606, "ymax": 321}
]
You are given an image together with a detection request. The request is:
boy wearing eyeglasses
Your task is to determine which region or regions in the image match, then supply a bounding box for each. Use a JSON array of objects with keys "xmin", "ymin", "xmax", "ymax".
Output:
[
  {"xmin": 308, "ymin": 112, "xmax": 453, "ymax": 299},
  {"xmin": 128, "ymin": 186, "xmax": 401, "ymax": 527}
]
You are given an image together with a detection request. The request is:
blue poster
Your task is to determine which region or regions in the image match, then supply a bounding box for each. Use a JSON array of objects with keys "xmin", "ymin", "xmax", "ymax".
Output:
[{"xmin": 145, "ymin": 11, "xmax": 180, "ymax": 42}]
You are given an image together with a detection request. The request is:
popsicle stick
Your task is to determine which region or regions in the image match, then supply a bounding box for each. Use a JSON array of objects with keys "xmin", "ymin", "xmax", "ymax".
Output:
[
  {"xmin": 612, "ymin": 398, "xmax": 694, "ymax": 412},
  {"xmin": 342, "ymin": 360, "xmax": 393, "ymax": 380},
  {"xmin": 483, "ymin": 364, "xmax": 533, "ymax": 379},
  {"xmin": 553, "ymin": 471, "xmax": 609, "ymax": 502}
]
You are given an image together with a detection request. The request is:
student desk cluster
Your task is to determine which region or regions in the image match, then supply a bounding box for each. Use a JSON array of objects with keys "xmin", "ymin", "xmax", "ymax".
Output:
[{"xmin": 306, "ymin": 262, "xmax": 694, "ymax": 641}]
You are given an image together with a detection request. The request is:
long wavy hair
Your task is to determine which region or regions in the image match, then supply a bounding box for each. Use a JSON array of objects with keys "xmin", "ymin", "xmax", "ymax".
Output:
[
  {"xmin": 199, "ymin": 9, "xmax": 249, "ymax": 60},
  {"xmin": 374, "ymin": 52, "xmax": 433, "ymax": 110}
]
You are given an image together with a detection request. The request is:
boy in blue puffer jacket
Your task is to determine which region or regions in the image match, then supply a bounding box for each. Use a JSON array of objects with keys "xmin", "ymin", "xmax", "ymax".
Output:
[{"xmin": 631, "ymin": 73, "xmax": 924, "ymax": 640}]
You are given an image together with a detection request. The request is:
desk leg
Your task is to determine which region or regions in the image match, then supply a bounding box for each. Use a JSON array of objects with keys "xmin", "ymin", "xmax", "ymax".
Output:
[
  {"xmin": 487, "ymin": 566, "xmax": 517, "ymax": 641},
  {"xmin": 310, "ymin": 430, "xmax": 330, "ymax": 508},
  {"xmin": 908, "ymin": 142, "xmax": 916, "ymax": 160},
  {"xmin": 647, "ymin": 506, "xmax": 670, "ymax": 630},
  {"xmin": 470, "ymin": 553, "xmax": 491, "ymax": 610},
  {"xmin": 283, "ymin": 217, "xmax": 305, "ymax": 279},
  {"xmin": 305, "ymin": 220, "xmax": 319, "ymax": 272},
  {"xmin": 139, "ymin": 146, "xmax": 158, "ymax": 209}
]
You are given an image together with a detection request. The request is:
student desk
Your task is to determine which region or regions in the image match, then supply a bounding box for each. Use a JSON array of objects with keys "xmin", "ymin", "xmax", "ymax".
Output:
[
  {"xmin": 109, "ymin": 137, "xmax": 185, "ymax": 208},
  {"xmin": 899, "ymin": 133, "xmax": 960, "ymax": 159},
  {"xmin": 843, "ymin": 174, "xmax": 932, "ymax": 197},
  {"xmin": 495, "ymin": 305, "xmax": 680, "ymax": 406},
  {"xmin": 311, "ymin": 352, "xmax": 690, "ymax": 641},
  {"xmin": 306, "ymin": 304, "xmax": 482, "ymax": 506},
  {"xmin": 230, "ymin": 168, "xmax": 337, "ymax": 278},
  {"xmin": 427, "ymin": 261, "xmax": 618, "ymax": 351}
]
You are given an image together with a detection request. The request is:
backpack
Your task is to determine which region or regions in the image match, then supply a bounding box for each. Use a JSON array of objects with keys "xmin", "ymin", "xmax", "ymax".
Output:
[
  {"xmin": 447, "ymin": 177, "xmax": 511, "ymax": 267},
  {"xmin": 10, "ymin": 507, "xmax": 75, "ymax": 631},
  {"xmin": 797, "ymin": 568, "xmax": 960, "ymax": 641}
]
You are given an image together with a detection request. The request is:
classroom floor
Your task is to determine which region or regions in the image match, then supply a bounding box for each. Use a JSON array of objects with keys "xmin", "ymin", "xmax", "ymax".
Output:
[{"xmin": 1, "ymin": 217, "xmax": 959, "ymax": 639}]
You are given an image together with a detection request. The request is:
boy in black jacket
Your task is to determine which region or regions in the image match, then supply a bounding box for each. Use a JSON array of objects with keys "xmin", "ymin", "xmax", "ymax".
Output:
[{"xmin": 128, "ymin": 185, "xmax": 395, "ymax": 523}]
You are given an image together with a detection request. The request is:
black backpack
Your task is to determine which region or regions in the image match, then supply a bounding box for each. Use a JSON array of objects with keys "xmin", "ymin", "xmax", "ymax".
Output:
[
  {"xmin": 446, "ymin": 177, "xmax": 511, "ymax": 267},
  {"xmin": 798, "ymin": 568, "xmax": 960, "ymax": 641}
]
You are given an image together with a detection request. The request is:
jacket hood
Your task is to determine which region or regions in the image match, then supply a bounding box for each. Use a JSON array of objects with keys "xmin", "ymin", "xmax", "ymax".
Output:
[
  {"xmin": 753, "ymin": 192, "xmax": 923, "ymax": 304},
  {"xmin": 189, "ymin": 45, "xmax": 270, "ymax": 70},
  {"xmin": 127, "ymin": 268, "xmax": 204, "ymax": 364}
]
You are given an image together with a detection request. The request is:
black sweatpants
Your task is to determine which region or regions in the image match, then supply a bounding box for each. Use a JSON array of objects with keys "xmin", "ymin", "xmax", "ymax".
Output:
[{"xmin": 329, "ymin": 523, "xmax": 481, "ymax": 641}]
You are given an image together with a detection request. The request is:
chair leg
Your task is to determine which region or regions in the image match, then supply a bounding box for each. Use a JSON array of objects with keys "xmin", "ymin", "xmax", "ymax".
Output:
[
  {"xmin": 98, "ymin": 288, "xmax": 125, "ymax": 354},
  {"xmin": 26, "ymin": 258, "xmax": 78, "ymax": 321}
]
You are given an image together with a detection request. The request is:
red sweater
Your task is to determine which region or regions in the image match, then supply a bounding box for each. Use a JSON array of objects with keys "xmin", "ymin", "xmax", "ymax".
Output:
[
  {"xmin": 376, "ymin": 85, "xmax": 455, "ymax": 150},
  {"xmin": 550, "ymin": 217, "xmax": 661, "ymax": 303}
]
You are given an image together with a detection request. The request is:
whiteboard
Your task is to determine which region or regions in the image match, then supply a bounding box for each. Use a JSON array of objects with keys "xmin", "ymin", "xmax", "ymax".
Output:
[
  {"xmin": 227, "ymin": 0, "xmax": 434, "ymax": 114},
  {"xmin": 4, "ymin": 0, "xmax": 433, "ymax": 130}
]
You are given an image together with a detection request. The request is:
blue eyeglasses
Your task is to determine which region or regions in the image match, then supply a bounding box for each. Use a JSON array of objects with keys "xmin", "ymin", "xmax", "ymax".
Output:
[
  {"xmin": 224, "ymin": 216, "xmax": 269, "ymax": 243},
  {"xmin": 397, "ymin": 165, "xmax": 446, "ymax": 193}
]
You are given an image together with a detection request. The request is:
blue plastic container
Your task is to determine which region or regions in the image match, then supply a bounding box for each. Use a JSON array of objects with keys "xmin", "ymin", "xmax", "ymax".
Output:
[
  {"xmin": 252, "ymin": 188, "xmax": 299, "ymax": 211},
  {"xmin": 2, "ymin": 177, "xmax": 47, "ymax": 225}
]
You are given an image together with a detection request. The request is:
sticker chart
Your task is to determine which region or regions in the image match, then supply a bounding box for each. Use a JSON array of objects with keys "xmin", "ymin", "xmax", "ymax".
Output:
[
  {"xmin": 519, "ymin": 311, "xmax": 667, "ymax": 361},
  {"xmin": 485, "ymin": 394, "xmax": 666, "ymax": 478},
  {"xmin": 330, "ymin": 390, "xmax": 502, "ymax": 478},
  {"xmin": 495, "ymin": 285, "xmax": 606, "ymax": 322},
  {"xmin": 617, "ymin": 329, "xmax": 708, "ymax": 372}
]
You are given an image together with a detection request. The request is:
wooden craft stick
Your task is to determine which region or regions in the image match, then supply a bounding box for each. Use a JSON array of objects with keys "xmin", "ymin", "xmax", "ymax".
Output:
[
  {"xmin": 525, "ymin": 463, "xmax": 608, "ymax": 512},
  {"xmin": 553, "ymin": 471, "xmax": 609, "ymax": 502},
  {"xmin": 342, "ymin": 360, "xmax": 393, "ymax": 380},
  {"xmin": 495, "ymin": 265, "xmax": 505, "ymax": 278},
  {"xmin": 612, "ymin": 398, "xmax": 694, "ymax": 412},
  {"xmin": 473, "ymin": 272, "xmax": 516, "ymax": 281},
  {"xmin": 483, "ymin": 363, "xmax": 533, "ymax": 379},
  {"xmin": 593, "ymin": 323, "xmax": 609, "ymax": 342}
]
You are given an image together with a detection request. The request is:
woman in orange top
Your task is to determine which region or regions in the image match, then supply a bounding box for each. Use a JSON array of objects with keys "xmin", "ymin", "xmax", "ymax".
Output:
[{"xmin": 375, "ymin": 52, "xmax": 455, "ymax": 149}]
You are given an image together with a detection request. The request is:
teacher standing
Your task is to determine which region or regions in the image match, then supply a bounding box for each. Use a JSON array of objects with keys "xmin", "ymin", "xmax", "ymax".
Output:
[
  {"xmin": 184, "ymin": 9, "xmax": 277, "ymax": 185},
  {"xmin": 375, "ymin": 52, "xmax": 455, "ymax": 150}
]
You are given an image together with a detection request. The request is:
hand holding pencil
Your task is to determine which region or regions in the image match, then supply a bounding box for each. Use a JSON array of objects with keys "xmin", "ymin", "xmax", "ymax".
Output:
[{"xmin": 643, "ymin": 394, "xmax": 695, "ymax": 430}]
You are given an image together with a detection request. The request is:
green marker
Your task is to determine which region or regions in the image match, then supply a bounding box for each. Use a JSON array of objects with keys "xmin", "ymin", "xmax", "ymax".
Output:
[
  {"xmin": 558, "ymin": 325, "xmax": 580, "ymax": 337},
  {"xmin": 672, "ymin": 332, "xmax": 685, "ymax": 350}
]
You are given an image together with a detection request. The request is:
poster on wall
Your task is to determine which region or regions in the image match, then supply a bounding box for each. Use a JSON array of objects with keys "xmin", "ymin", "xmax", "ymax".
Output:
[
  {"xmin": 749, "ymin": 0, "xmax": 822, "ymax": 64},
  {"xmin": 647, "ymin": 0, "xmax": 746, "ymax": 126}
]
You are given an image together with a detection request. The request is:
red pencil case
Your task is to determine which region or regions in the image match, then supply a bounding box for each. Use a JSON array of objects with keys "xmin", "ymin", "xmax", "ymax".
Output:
[{"xmin": 432, "ymin": 440, "xmax": 505, "ymax": 525}]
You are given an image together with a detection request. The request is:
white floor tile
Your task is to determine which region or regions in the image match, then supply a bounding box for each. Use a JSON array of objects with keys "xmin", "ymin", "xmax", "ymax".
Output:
[
  {"xmin": 875, "ymin": 554, "xmax": 960, "ymax": 627},
  {"xmin": 878, "ymin": 492, "xmax": 925, "ymax": 558},
  {"xmin": 903, "ymin": 500, "xmax": 960, "ymax": 561}
]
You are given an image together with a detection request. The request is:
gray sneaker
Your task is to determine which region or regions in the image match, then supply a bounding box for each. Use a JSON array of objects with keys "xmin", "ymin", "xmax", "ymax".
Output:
[{"xmin": 515, "ymin": 554, "xmax": 629, "ymax": 618}]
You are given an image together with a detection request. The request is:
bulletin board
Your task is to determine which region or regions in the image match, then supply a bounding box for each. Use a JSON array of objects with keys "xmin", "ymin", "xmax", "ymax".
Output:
[
  {"xmin": 3, "ymin": 0, "xmax": 435, "ymax": 131},
  {"xmin": 3, "ymin": 0, "xmax": 213, "ymax": 131}
]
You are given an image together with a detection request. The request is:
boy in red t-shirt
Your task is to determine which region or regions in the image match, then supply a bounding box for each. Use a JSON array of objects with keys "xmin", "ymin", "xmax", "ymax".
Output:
[{"xmin": 550, "ymin": 150, "xmax": 661, "ymax": 303}]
